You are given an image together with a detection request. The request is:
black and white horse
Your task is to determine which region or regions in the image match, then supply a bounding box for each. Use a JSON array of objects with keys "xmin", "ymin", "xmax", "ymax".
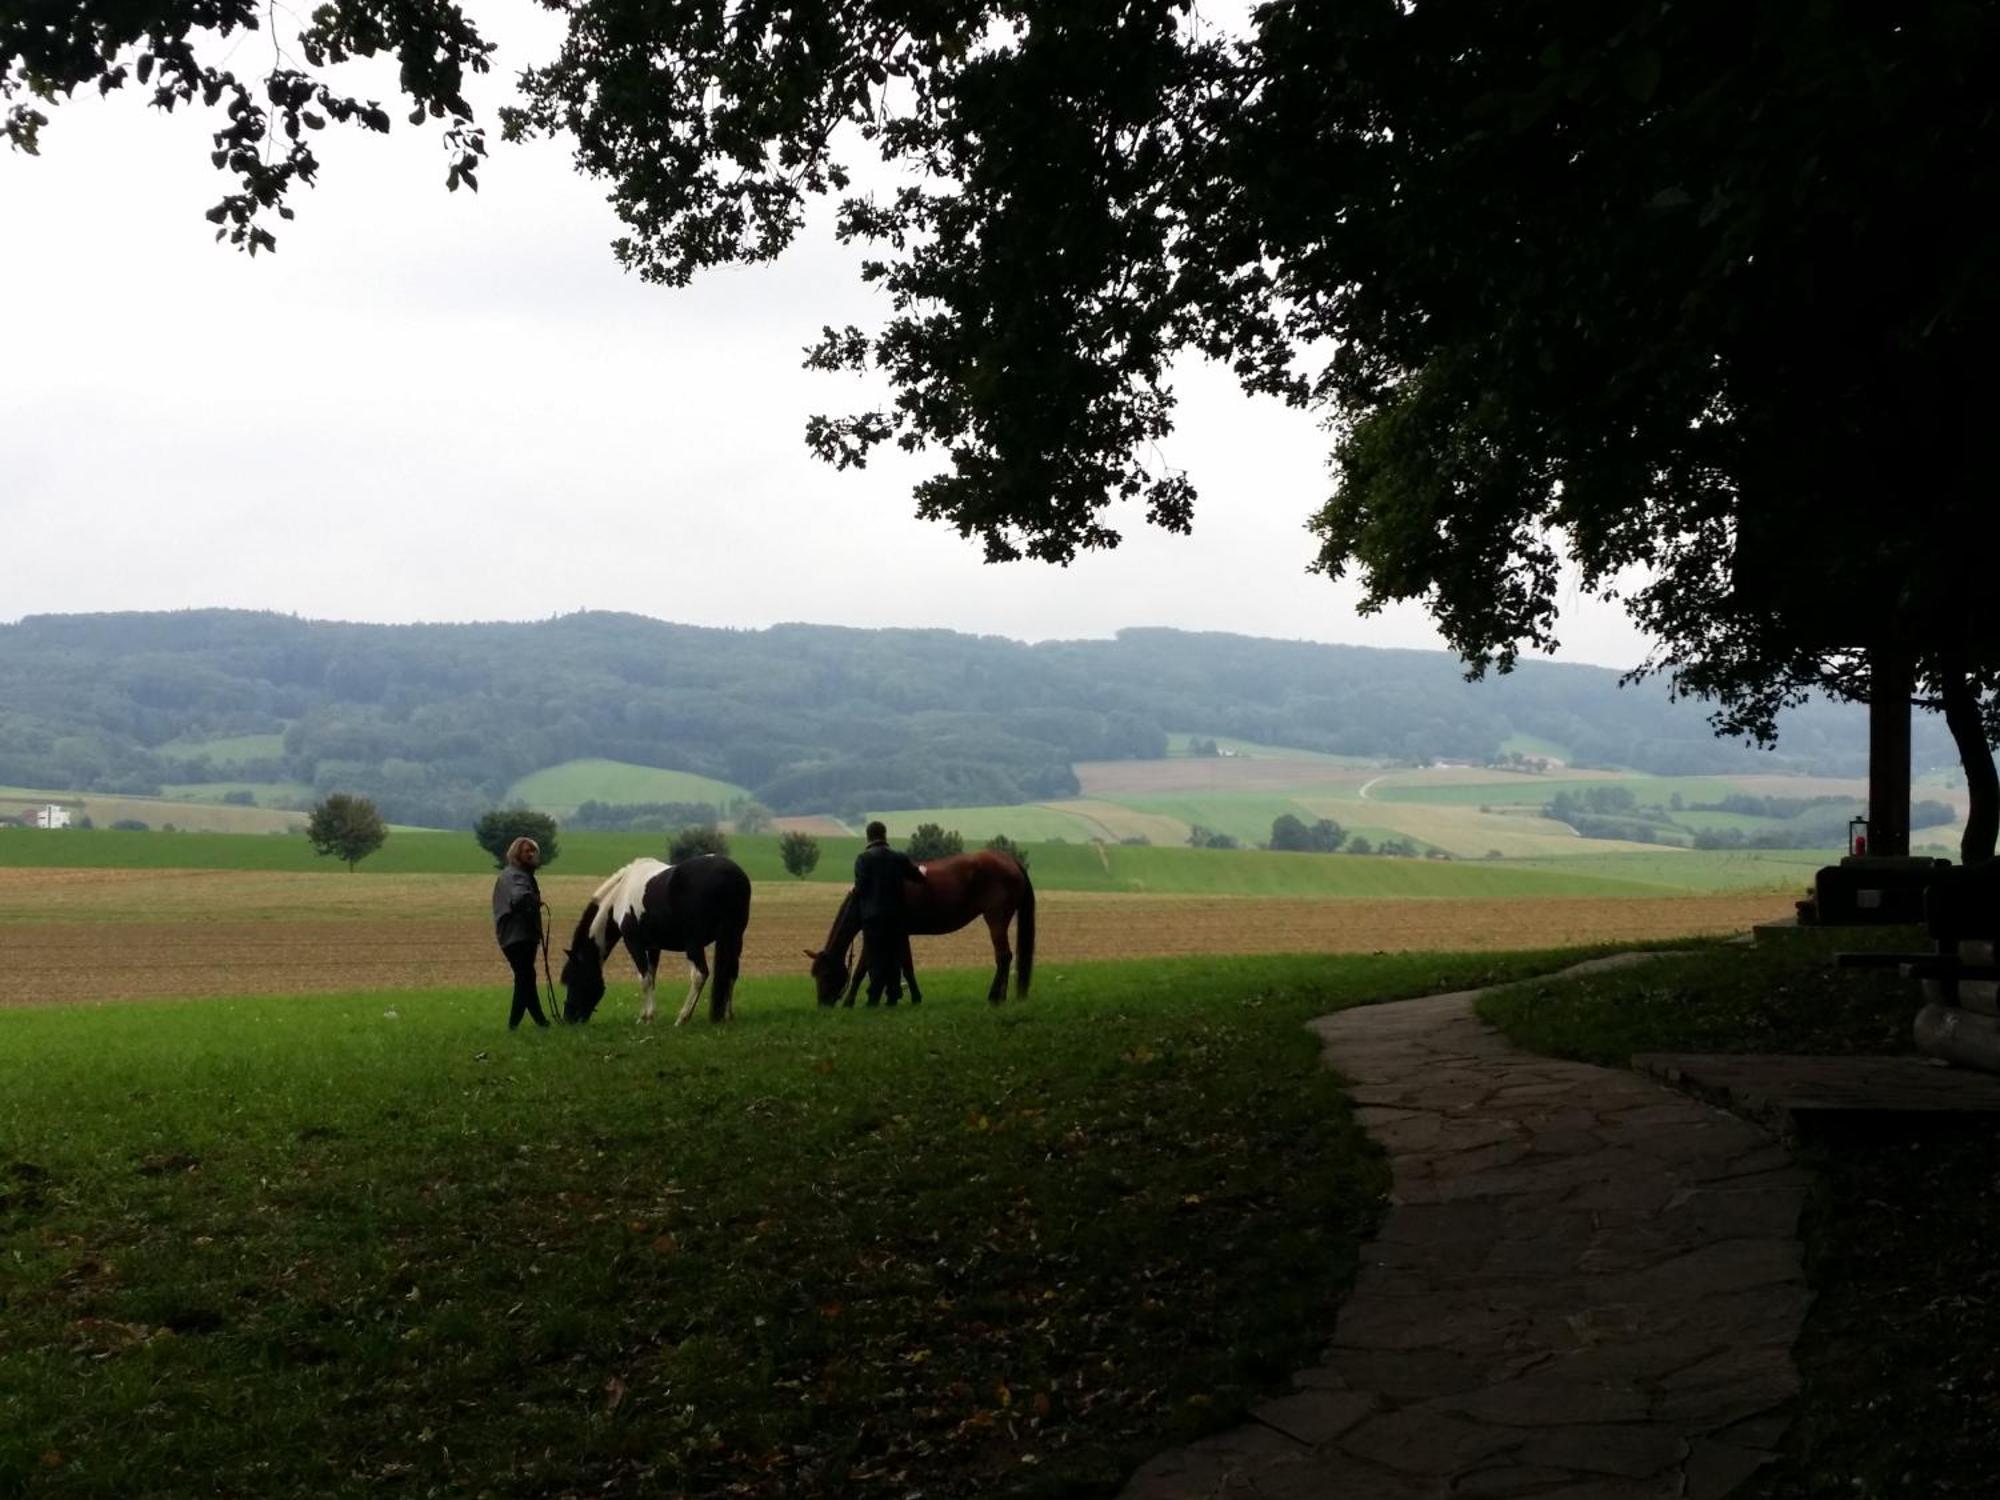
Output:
[{"xmin": 560, "ymin": 855, "xmax": 752, "ymax": 1024}]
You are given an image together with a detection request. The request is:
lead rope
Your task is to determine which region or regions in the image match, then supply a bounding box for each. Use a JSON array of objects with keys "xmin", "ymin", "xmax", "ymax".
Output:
[{"xmin": 538, "ymin": 899, "xmax": 562, "ymax": 1024}]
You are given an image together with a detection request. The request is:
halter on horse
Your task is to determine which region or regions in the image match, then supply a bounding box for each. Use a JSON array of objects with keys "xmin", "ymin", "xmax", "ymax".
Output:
[
  {"xmin": 806, "ymin": 848, "xmax": 1035, "ymax": 1007},
  {"xmin": 561, "ymin": 854, "xmax": 752, "ymax": 1024}
]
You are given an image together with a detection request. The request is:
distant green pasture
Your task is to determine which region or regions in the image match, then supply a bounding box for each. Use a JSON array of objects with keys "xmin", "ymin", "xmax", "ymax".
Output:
[
  {"xmin": 1364, "ymin": 774, "xmax": 1741, "ymax": 807},
  {"xmin": 152, "ymin": 732, "xmax": 287, "ymax": 764},
  {"xmin": 1502, "ymin": 848, "xmax": 1825, "ymax": 893},
  {"xmin": 159, "ymin": 781, "xmax": 314, "ymax": 807},
  {"xmin": 505, "ymin": 759, "xmax": 750, "ymax": 814},
  {"xmin": 0, "ymin": 828, "xmax": 1705, "ymax": 899},
  {"xmin": 868, "ymin": 803, "xmax": 1115, "ymax": 843},
  {"xmin": 1164, "ymin": 733, "xmax": 1376, "ymax": 764}
]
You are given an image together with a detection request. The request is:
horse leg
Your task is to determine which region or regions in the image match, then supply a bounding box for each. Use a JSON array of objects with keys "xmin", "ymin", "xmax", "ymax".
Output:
[
  {"xmin": 638, "ymin": 951, "xmax": 662, "ymax": 1023},
  {"xmin": 673, "ymin": 948, "xmax": 709, "ymax": 1026},
  {"xmin": 902, "ymin": 933, "xmax": 922, "ymax": 1005},
  {"xmin": 983, "ymin": 911, "xmax": 1012, "ymax": 1004},
  {"xmin": 847, "ymin": 933, "xmax": 869, "ymax": 1008}
]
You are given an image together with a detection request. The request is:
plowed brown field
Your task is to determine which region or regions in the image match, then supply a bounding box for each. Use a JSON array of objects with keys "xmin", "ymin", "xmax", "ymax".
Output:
[{"xmin": 0, "ymin": 868, "xmax": 1788, "ymax": 1008}]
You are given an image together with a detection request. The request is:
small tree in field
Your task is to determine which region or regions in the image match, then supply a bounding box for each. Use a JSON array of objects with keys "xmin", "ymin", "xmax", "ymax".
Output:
[
  {"xmin": 779, "ymin": 830, "xmax": 821, "ymax": 879},
  {"xmin": 474, "ymin": 808, "xmax": 560, "ymax": 869},
  {"xmin": 984, "ymin": 833, "xmax": 1029, "ymax": 869},
  {"xmin": 732, "ymin": 800, "xmax": 775, "ymax": 834},
  {"xmin": 307, "ymin": 793, "xmax": 387, "ymax": 871},
  {"xmin": 669, "ymin": 824, "xmax": 730, "ymax": 862},
  {"xmin": 906, "ymin": 823, "xmax": 963, "ymax": 860}
]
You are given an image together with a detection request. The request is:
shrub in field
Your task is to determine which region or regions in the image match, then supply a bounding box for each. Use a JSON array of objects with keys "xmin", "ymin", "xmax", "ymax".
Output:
[
  {"xmin": 474, "ymin": 808, "xmax": 560, "ymax": 868},
  {"xmin": 1187, "ymin": 825, "xmax": 1239, "ymax": 850},
  {"xmin": 669, "ymin": 824, "xmax": 730, "ymax": 862},
  {"xmin": 732, "ymin": 800, "xmax": 775, "ymax": 834},
  {"xmin": 906, "ymin": 822, "xmax": 963, "ymax": 860},
  {"xmin": 779, "ymin": 830, "xmax": 821, "ymax": 878},
  {"xmin": 307, "ymin": 793, "xmax": 388, "ymax": 871},
  {"xmin": 1269, "ymin": 814, "xmax": 1346, "ymax": 853},
  {"xmin": 984, "ymin": 833, "xmax": 1029, "ymax": 869},
  {"xmin": 111, "ymin": 818, "xmax": 149, "ymax": 831}
]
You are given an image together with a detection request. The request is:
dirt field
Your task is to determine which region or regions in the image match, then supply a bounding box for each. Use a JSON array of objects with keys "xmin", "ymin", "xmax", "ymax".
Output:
[{"xmin": 0, "ymin": 868, "xmax": 1789, "ymax": 1008}]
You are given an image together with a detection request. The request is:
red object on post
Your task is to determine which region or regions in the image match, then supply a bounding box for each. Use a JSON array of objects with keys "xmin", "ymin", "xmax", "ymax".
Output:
[{"xmin": 1854, "ymin": 833, "xmax": 1868, "ymax": 856}]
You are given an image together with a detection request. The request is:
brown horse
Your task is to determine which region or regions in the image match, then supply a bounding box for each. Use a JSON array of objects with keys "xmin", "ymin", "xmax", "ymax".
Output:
[{"xmin": 806, "ymin": 848, "xmax": 1036, "ymax": 1006}]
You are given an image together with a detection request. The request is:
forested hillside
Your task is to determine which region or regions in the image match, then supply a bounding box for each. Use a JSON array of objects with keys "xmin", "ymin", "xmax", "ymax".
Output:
[{"xmin": 0, "ymin": 611, "xmax": 1945, "ymax": 827}]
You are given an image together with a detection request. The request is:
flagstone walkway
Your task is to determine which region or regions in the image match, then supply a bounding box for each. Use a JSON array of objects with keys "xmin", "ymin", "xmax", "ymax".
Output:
[{"xmin": 1120, "ymin": 955, "xmax": 1812, "ymax": 1500}]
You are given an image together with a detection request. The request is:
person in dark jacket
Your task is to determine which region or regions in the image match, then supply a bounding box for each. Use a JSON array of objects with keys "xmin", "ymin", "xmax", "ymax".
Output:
[
  {"xmin": 493, "ymin": 836, "xmax": 549, "ymax": 1029},
  {"xmin": 853, "ymin": 820, "xmax": 925, "ymax": 1006}
]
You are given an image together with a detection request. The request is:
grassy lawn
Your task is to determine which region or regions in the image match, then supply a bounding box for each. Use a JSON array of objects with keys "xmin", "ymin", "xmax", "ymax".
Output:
[
  {"xmin": 0, "ymin": 948, "xmax": 1589, "ymax": 1499},
  {"xmin": 1475, "ymin": 933, "xmax": 2000, "ymax": 1497}
]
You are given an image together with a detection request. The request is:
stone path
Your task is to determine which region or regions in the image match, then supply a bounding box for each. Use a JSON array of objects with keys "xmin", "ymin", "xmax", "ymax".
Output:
[{"xmin": 1120, "ymin": 955, "xmax": 1812, "ymax": 1500}]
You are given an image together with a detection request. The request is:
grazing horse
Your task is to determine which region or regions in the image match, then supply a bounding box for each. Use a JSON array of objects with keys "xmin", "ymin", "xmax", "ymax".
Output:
[
  {"xmin": 561, "ymin": 855, "xmax": 751, "ymax": 1024},
  {"xmin": 806, "ymin": 848, "xmax": 1035, "ymax": 1007}
]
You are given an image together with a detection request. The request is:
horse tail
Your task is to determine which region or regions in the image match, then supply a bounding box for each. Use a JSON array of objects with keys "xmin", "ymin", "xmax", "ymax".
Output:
[
  {"xmin": 711, "ymin": 868, "xmax": 751, "ymax": 1022},
  {"xmin": 1015, "ymin": 863, "xmax": 1036, "ymax": 998}
]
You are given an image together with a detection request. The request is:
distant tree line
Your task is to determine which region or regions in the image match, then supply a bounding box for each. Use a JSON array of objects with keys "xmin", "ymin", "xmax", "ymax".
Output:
[
  {"xmin": 0, "ymin": 611, "xmax": 1959, "ymax": 829},
  {"xmin": 1543, "ymin": 786, "xmax": 1958, "ymax": 850}
]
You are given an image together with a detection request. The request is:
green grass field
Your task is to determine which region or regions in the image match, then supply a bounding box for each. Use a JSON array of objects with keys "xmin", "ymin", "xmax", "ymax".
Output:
[
  {"xmin": 0, "ymin": 948, "xmax": 1602, "ymax": 1500},
  {"xmin": 0, "ymin": 826, "xmax": 1791, "ymax": 899},
  {"xmin": 505, "ymin": 759, "xmax": 751, "ymax": 815}
]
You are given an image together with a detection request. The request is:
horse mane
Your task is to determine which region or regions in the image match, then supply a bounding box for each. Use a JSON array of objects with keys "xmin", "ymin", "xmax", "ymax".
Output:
[
  {"xmin": 586, "ymin": 857, "xmax": 668, "ymax": 953},
  {"xmin": 821, "ymin": 885, "xmax": 860, "ymax": 960}
]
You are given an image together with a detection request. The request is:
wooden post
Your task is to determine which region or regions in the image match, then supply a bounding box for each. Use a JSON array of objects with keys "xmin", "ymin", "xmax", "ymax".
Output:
[{"xmin": 1868, "ymin": 645, "xmax": 1912, "ymax": 859}]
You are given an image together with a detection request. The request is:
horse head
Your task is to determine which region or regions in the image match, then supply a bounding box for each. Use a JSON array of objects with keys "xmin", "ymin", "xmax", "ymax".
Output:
[
  {"xmin": 805, "ymin": 947, "xmax": 850, "ymax": 1007},
  {"xmin": 560, "ymin": 942, "xmax": 607, "ymax": 1023}
]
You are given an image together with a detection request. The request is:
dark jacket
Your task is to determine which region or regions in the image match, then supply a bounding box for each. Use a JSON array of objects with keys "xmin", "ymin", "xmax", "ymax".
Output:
[
  {"xmin": 853, "ymin": 841, "xmax": 923, "ymax": 924},
  {"xmin": 492, "ymin": 866, "xmax": 542, "ymax": 950}
]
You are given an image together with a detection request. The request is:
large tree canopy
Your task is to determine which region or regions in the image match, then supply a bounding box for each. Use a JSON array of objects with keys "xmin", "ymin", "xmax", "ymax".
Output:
[
  {"xmin": 3, "ymin": 0, "xmax": 492, "ymax": 250},
  {"xmin": 12, "ymin": 1, "xmax": 1998, "ymax": 840}
]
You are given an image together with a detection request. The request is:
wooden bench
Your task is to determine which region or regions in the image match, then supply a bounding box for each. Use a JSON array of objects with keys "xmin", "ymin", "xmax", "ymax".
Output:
[{"xmin": 1837, "ymin": 861, "xmax": 2000, "ymax": 1071}]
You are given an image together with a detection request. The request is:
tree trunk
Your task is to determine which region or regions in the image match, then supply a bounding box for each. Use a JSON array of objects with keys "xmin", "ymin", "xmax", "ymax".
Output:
[
  {"xmin": 1867, "ymin": 646, "xmax": 1913, "ymax": 857},
  {"xmin": 1939, "ymin": 656, "xmax": 1998, "ymax": 865}
]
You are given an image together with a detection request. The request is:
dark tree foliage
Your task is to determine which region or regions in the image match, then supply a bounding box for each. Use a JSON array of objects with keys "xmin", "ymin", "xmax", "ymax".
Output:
[
  {"xmin": 3, "ymin": 1, "xmax": 492, "ymax": 250},
  {"xmin": 1268, "ymin": 814, "xmax": 1344, "ymax": 854},
  {"xmin": 779, "ymin": 829, "xmax": 822, "ymax": 879},
  {"xmin": 307, "ymin": 792, "xmax": 387, "ymax": 870},
  {"xmin": 983, "ymin": 832, "xmax": 1028, "ymax": 869},
  {"xmin": 905, "ymin": 823, "xmax": 963, "ymax": 860},
  {"xmin": 505, "ymin": 1, "xmax": 2000, "ymax": 848},
  {"xmin": 668, "ymin": 824, "xmax": 730, "ymax": 862},
  {"xmin": 18, "ymin": 3, "xmax": 1999, "ymax": 842},
  {"xmin": 474, "ymin": 807, "xmax": 559, "ymax": 869},
  {"xmin": 1186, "ymin": 825, "xmax": 1237, "ymax": 851}
]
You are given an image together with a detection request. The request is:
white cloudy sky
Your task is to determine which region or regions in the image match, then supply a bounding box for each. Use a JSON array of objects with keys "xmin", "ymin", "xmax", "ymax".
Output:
[{"xmin": 0, "ymin": 2, "xmax": 1653, "ymax": 670}]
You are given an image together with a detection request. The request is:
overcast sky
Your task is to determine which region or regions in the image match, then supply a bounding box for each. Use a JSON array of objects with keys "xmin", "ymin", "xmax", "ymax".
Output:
[{"xmin": 0, "ymin": 2, "xmax": 1654, "ymax": 670}]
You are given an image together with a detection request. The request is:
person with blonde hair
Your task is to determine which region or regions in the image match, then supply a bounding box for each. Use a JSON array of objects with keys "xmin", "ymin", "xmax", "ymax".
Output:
[{"xmin": 492, "ymin": 836, "xmax": 549, "ymax": 1028}]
